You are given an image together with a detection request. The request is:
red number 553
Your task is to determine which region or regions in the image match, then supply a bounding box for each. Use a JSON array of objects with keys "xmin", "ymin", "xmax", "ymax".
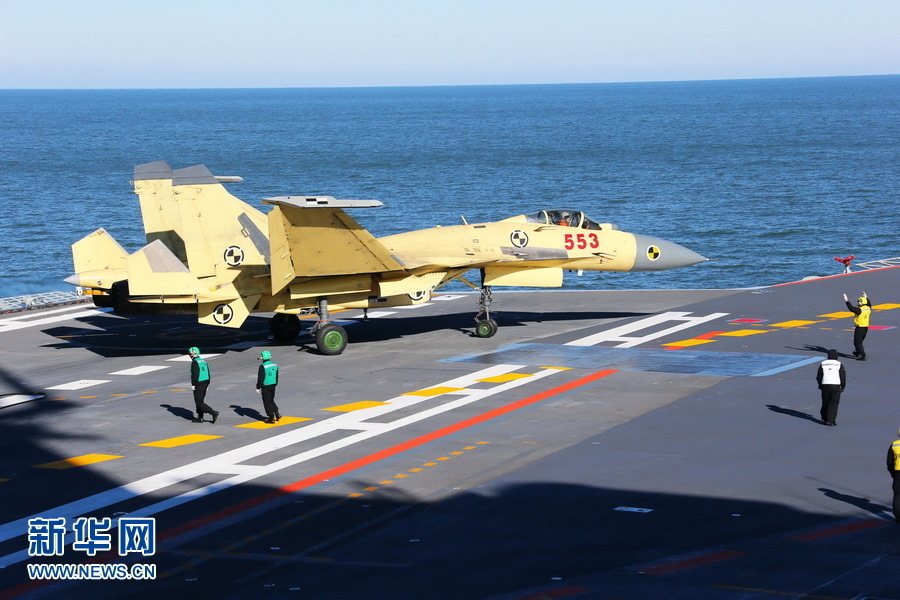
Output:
[{"xmin": 564, "ymin": 233, "xmax": 600, "ymax": 250}]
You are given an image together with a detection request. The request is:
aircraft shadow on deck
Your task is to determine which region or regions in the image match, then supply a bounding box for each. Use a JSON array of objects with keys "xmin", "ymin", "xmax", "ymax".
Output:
[
  {"xmin": 0, "ymin": 459, "xmax": 892, "ymax": 599},
  {"xmin": 37, "ymin": 310, "xmax": 650, "ymax": 358}
]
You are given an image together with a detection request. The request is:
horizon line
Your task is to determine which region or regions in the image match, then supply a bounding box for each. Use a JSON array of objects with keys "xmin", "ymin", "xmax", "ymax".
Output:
[{"xmin": 2, "ymin": 73, "xmax": 898, "ymax": 92}]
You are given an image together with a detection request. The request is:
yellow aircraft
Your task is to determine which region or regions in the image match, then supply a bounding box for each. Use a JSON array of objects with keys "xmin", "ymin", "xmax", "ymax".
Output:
[{"xmin": 66, "ymin": 161, "xmax": 707, "ymax": 355}]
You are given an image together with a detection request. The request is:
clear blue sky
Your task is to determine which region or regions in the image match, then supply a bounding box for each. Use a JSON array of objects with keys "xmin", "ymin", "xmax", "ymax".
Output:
[{"xmin": 1, "ymin": 0, "xmax": 897, "ymax": 89}]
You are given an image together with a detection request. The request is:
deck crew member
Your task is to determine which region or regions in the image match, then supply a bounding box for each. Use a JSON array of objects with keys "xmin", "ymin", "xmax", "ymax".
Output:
[
  {"xmin": 189, "ymin": 347, "xmax": 219, "ymax": 424},
  {"xmin": 256, "ymin": 350, "xmax": 281, "ymax": 424},
  {"xmin": 815, "ymin": 349, "xmax": 845, "ymax": 426},
  {"xmin": 887, "ymin": 428, "xmax": 900, "ymax": 523},
  {"xmin": 843, "ymin": 292, "xmax": 872, "ymax": 361}
]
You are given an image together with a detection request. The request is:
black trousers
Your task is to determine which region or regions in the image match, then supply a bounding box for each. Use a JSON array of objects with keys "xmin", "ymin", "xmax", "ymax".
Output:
[
  {"xmin": 819, "ymin": 385, "xmax": 842, "ymax": 424},
  {"xmin": 193, "ymin": 381, "xmax": 215, "ymax": 417},
  {"xmin": 893, "ymin": 473, "xmax": 900, "ymax": 523},
  {"xmin": 853, "ymin": 326, "xmax": 868, "ymax": 358},
  {"xmin": 260, "ymin": 385, "xmax": 279, "ymax": 418}
]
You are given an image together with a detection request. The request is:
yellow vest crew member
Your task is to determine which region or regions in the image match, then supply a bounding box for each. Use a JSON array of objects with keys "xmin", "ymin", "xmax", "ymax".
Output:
[
  {"xmin": 189, "ymin": 347, "xmax": 219, "ymax": 424},
  {"xmin": 887, "ymin": 428, "xmax": 900, "ymax": 524},
  {"xmin": 256, "ymin": 350, "xmax": 281, "ymax": 424},
  {"xmin": 843, "ymin": 292, "xmax": 872, "ymax": 361}
]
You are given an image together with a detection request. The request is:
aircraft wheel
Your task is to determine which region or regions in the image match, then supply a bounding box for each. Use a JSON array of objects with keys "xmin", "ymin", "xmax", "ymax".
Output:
[
  {"xmin": 475, "ymin": 318, "xmax": 498, "ymax": 338},
  {"xmin": 316, "ymin": 323, "xmax": 348, "ymax": 355},
  {"xmin": 270, "ymin": 313, "xmax": 302, "ymax": 342}
]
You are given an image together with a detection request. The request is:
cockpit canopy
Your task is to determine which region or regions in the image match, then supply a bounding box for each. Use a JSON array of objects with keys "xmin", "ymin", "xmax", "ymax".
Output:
[{"xmin": 521, "ymin": 209, "xmax": 617, "ymax": 231}]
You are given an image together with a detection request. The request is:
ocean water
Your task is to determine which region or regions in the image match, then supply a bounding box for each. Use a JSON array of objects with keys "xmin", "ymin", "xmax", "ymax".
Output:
[{"xmin": 0, "ymin": 76, "xmax": 897, "ymax": 298}]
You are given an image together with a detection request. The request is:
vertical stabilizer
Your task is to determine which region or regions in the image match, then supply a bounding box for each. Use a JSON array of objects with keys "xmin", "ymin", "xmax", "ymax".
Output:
[
  {"xmin": 170, "ymin": 164, "xmax": 269, "ymax": 278},
  {"xmin": 132, "ymin": 162, "xmax": 270, "ymax": 280}
]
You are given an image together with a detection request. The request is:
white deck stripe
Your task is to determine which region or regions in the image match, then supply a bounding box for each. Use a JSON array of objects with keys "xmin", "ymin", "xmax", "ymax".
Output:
[
  {"xmin": 565, "ymin": 311, "xmax": 730, "ymax": 348},
  {"xmin": 46, "ymin": 380, "xmax": 111, "ymax": 391},
  {"xmin": 109, "ymin": 366, "xmax": 170, "ymax": 376},
  {"xmin": 0, "ymin": 306, "xmax": 112, "ymax": 333}
]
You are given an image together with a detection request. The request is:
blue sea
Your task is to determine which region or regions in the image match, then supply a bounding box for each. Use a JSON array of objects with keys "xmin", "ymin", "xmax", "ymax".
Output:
[{"xmin": 0, "ymin": 76, "xmax": 897, "ymax": 298}]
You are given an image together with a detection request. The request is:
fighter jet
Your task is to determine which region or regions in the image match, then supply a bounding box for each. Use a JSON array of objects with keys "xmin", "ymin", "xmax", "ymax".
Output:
[{"xmin": 66, "ymin": 161, "xmax": 707, "ymax": 355}]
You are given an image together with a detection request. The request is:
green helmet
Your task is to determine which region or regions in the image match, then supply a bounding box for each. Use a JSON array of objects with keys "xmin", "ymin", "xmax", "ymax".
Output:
[
  {"xmin": 188, "ymin": 347, "xmax": 200, "ymax": 355},
  {"xmin": 259, "ymin": 350, "xmax": 272, "ymax": 361}
]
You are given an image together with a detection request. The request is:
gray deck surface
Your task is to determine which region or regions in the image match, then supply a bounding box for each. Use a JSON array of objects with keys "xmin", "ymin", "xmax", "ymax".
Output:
[{"xmin": 1, "ymin": 268, "xmax": 898, "ymax": 599}]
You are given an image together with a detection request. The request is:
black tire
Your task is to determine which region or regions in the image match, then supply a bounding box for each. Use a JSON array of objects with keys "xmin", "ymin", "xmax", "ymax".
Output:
[
  {"xmin": 316, "ymin": 323, "xmax": 348, "ymax": 355},
  {"xmin": 270, "ymin": 313, "xmax": 302, "ymax": 342},
  {"xmin": 475, "ymin": 318, "xmax": 498, "ymax": 338}
]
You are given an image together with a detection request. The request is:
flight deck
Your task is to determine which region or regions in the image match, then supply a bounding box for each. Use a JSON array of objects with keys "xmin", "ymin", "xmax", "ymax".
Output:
[{"xmin": 1, "ymin": 267, "xmax": 898, "ymax": 599}]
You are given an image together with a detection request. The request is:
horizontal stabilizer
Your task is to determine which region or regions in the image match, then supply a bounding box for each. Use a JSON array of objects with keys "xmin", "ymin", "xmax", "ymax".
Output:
[{"xmin": 126, "ymin": 240, "xmax": 204, "ymax": 296}]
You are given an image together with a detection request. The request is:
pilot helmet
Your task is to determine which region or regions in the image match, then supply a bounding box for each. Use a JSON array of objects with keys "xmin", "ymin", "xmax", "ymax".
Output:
[{"xmin": 259, "ymin": 350, "xmax": 272, "ymax": 361}]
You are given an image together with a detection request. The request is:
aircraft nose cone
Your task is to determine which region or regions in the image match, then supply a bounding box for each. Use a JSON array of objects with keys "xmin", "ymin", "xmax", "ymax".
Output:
[{"xmin": 631, "ymin": 234, "xmax": 708, "ymax": 271}]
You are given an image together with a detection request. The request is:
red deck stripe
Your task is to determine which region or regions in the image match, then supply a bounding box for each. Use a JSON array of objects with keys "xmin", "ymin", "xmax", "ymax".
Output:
[
  {"xmin": 788, "ymin": 519, "xmax": 888, "ymax": 542},
  {"xmin": 160, "ymin": 368, "xmax": 619, "ymax": 541},
  {"xmin": 639, "ymin": 549, "xmax": 746, "ymax": 575}
]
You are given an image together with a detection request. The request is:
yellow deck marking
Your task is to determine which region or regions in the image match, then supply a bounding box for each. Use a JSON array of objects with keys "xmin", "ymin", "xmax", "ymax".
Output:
[
  {"xmin": 423, "ymin": 462, "xmax": 438, "ymax": 466},
  {"xmin": 718, "ymin": 329, "xmax": 770, "ymax": 337},
  {"xmin": 450, "ymin": 451, "xmax": 464, "ymax": 455},
  {"xmin": 364, "ymin": 486, "xmax": 379, "ymax": 491},
  {"xmin": 322, "ymin": 401, "xmax": 389, "ymax": 412},
  {"xmin": 874, "ymin": 303, "xmax": 900, "ymax": 310},
  {"xmin": 140, "ymin": 391, "xmax": 157, "ymax": 394},
  {"xmin": 393, "ymin": 474, "xmax": 408, "ymax": 478},
  {"xmin": 36, "ymin": 454, "xmax": 122, "ymax": 469},
  {"xmin": 409, "ymin": 468, "xmax": 423, "ymax": 472},
  {"xmin": 541, "ymin": 365, "xmax": 571, "ymax": 370},
  {"xmin": 0, "ymin": 478, "xmax": 10, "ymax": 482},
  {"xmin": 770, "ymin": 320, "xmax": 822, "ymax": 328},
  {"xmin": 662, "ymin": 339, "xmax": 716, "ymax": 348},
  {"xmin": 476, "ymin": 373, "xmax": 532, "ymax": 383},
  {"xmin": 236, "ymin": 416, "xmax": 312, "ymax": 429},
  {"xmin": 401, "ymin": 386, "xmax": 466, "ymax": 397},
  {"xmin": 140, "ymin": 434, "xmax": 222, "ymax": 448},
  {"xmin": 171, "ymin": 388, "xmax": 189, "ymax": 392},
  {"xmin": 818, "ymin": 311, "xmax": 853, "ymax": 319},
  {"xmin": 347, "ymin": 493, "xmax": 364, "ymax": 498},
  {"xmin": 79, "ymin": 396, "xmax": 97, "ymax": 399},
  {"xmin": 379, "ymin": 480, "xmax": 394, "ymax": 485},
  {"xmin": 109, "ymin": 393, "xmax": 127, "ymax": 397}
]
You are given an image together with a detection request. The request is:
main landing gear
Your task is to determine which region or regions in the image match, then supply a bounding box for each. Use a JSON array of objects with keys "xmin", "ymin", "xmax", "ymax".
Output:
[
  {"xmin": 474, "ymin": 284, "xmax": 498, "ymax": 338},
  {"xmin": 269, "ymin": 298, "xmax": 348, "ymax": 355}
]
